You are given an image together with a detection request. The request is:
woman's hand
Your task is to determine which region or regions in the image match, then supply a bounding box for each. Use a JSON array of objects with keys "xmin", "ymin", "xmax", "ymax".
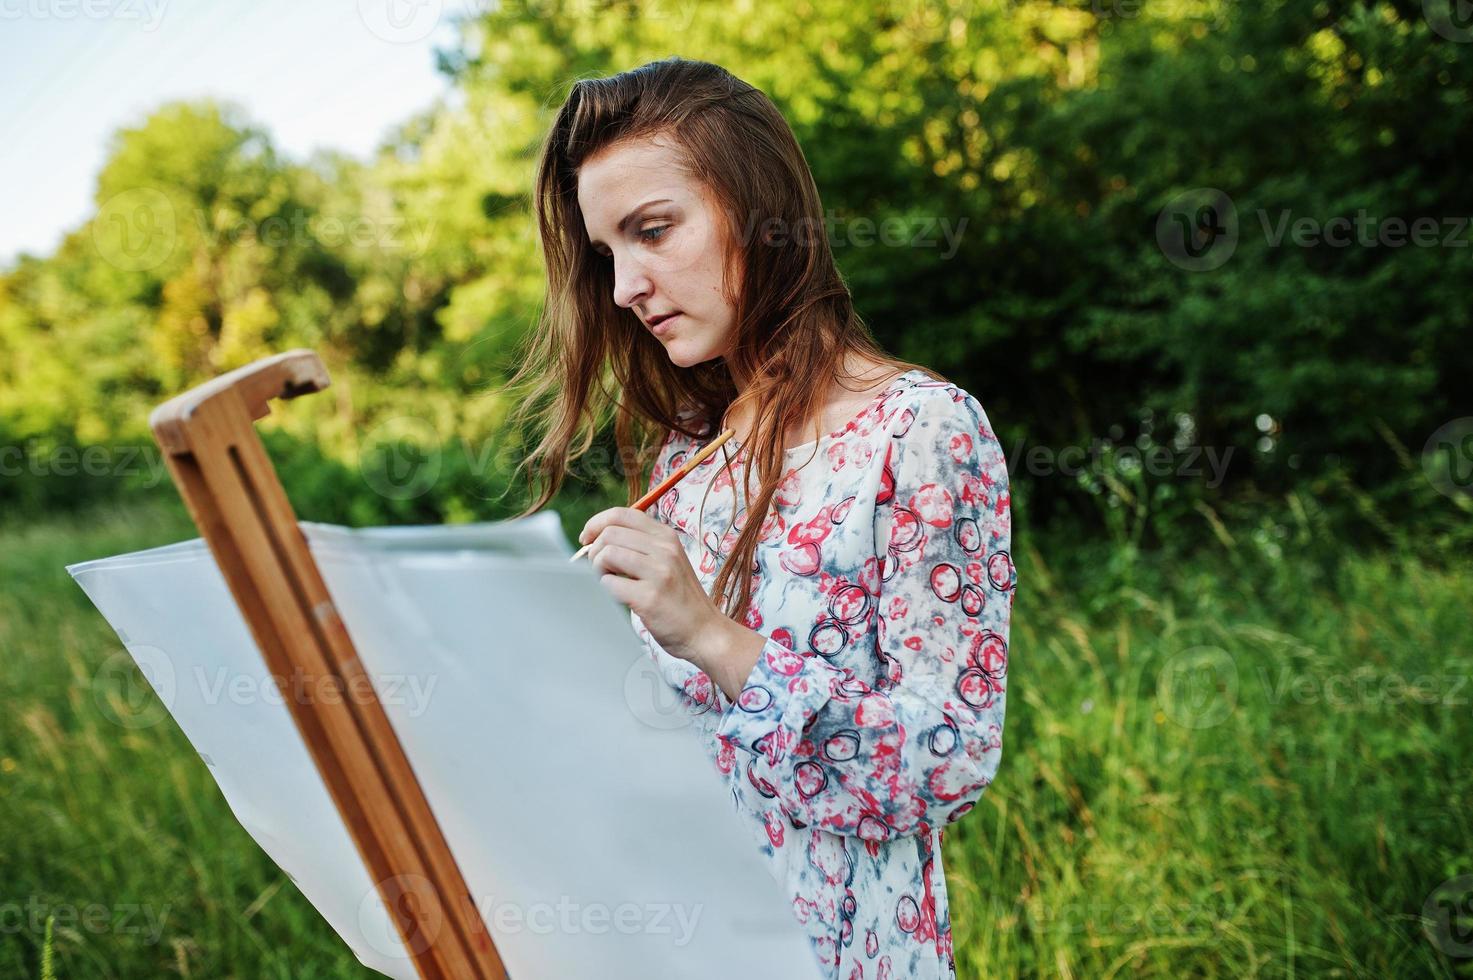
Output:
[{"xmin": 578, "ymin": 507, "xmax": 727, "ymax": 669}]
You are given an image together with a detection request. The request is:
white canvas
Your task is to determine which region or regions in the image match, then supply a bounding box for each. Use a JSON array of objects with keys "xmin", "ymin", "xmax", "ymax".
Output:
[{"xmin": 67, "ymin": 512, "xmax": 822, "ymax": 980}]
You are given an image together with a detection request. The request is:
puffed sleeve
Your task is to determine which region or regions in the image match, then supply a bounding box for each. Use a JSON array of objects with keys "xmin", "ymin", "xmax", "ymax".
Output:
[{"xmin": 712, "ymin": 389, "xmax": 1013, "ymax": 840}]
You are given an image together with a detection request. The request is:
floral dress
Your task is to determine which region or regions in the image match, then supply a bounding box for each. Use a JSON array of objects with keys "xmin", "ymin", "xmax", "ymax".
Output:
[{"xmin": 630, "ymin": 369, "xmax": 1014, "ymax": 980}]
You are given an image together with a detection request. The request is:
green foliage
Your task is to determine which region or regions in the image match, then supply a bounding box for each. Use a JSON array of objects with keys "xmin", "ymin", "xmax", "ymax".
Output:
[
  {"xmin": 40, "ymin": 916, "xmax": 55, "ymax": 980},
  {"xmin": 0, "ymin": 2, "xmax": 1468, "ymax": 539}
]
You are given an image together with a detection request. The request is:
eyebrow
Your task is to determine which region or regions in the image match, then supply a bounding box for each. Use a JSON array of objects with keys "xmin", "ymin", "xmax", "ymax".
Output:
[{"xmin": 587, "ymin": 198, "xmax": 673, "ymax": 248}]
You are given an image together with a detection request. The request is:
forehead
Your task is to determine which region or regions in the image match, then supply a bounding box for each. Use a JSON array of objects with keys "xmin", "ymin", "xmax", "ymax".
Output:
[{"xmin": 577, "ymin": 136, "xmax": 696, "ymax": 233}]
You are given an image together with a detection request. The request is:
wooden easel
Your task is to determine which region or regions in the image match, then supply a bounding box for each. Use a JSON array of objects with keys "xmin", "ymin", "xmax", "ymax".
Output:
[{"xmin": 149, "ymin": 349, "xmax": 506, "ymax": 980}]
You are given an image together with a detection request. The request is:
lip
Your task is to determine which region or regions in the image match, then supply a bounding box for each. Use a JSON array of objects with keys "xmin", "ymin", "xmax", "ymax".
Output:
[{"xmin": 647, "ymin": 312, "xmax": 681, "ymax": 336}]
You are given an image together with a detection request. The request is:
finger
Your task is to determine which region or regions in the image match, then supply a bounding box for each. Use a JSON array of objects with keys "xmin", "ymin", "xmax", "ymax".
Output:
[
  {"xmin": 596, "ymin": 571, "xmax": 638, "ymax": 608},
  {"xmin": 582, "ymin": 506, "xmax": 674, "ymax": 547},
  {"xmin": 621, "ymin": 505, "xmax": 666, "ymax": 532},
  {"xmin": 579, "ymin": 506, "xmax": 636, "ymax": 546},
  {"xmin": 588, "ymin": 525, "xmax": 661, "ymax": 558},
  {"xmin": 591, "ymin": 543, "xmax": 657, "ymax": 582}
]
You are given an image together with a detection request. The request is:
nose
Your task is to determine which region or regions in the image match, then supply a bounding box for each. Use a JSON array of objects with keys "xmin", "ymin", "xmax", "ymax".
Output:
[{"xmin": 610, "ymin": 251, "xmax": 653, "ymax": 311}]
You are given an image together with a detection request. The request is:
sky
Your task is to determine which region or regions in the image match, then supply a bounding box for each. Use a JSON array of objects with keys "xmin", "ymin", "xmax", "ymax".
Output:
[{"xmin": 0, "ymin": 0, "xmax": 480, "ymax": 264}]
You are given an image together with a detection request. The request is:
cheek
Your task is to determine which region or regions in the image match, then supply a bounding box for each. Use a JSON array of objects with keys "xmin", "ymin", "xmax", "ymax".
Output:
[{"xmin": 690, "ymin": 217, "xmax": 731, "ymax": 295}]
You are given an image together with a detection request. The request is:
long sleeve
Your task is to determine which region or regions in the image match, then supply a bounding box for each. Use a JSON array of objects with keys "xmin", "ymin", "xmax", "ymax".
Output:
[
  {"xmin": 713, "ymin": 389, "xmax": 1014, "ymax": 841},
  {"xmin": 631, "ymin": 422, "xmax": 734, "ymax": 715}
]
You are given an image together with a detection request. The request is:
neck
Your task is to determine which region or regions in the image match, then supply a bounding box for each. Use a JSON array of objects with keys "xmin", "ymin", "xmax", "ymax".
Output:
[{"xmin": 717, "ymin": 350, "xmax": 896, "ymax": 447}]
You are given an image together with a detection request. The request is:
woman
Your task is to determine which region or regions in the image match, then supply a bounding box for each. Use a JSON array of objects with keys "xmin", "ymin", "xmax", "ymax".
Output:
[{"xmin": 506, "ymin": 57, "xmax": 1013, "ymax": 980}]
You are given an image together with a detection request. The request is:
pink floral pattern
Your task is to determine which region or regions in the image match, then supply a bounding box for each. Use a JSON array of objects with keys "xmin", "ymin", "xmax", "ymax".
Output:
[{"xmin": 631, "ymin": 370, "xmax": 1013, "ymax": 980}]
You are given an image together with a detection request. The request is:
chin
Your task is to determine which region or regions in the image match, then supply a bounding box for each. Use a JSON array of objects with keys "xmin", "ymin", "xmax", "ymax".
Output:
[
  {"xmin": 665, "ymin": 348, "xmax": 704, "ymax": 369},
  {"xmin": 663, "ymin": 341, "xmax": 721, "ymax": 370}
]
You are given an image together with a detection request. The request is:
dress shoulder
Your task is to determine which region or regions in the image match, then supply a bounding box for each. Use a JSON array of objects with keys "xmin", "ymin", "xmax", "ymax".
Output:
[{"xmin": 881, "ymin": 375, "xmax": 994, "ymax": 443}]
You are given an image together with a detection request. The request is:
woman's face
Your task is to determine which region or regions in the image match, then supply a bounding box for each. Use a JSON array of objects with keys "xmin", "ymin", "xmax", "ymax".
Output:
[{"xmin": 577, "ymin": 134, "xmax": 740, "ymax": 368}]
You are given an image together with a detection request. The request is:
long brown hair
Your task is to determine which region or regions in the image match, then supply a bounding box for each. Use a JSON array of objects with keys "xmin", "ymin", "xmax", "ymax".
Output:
[{"xmin": 505, "ymin": 56, "xmax": 936, "ymax": 626}]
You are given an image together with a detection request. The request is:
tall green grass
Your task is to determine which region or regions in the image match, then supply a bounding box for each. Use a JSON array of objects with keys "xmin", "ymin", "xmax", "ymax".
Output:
[
  {"xmin": 1, "ymin": 493, "xmax": 1469, "ymax": 977},
  {"xmin": 1, "ymin": 501, "xmax": 362, "ymax": 978},
  {"xmin": 947, "ymin": 484, "xmax": 1473, "ymax": 978}
]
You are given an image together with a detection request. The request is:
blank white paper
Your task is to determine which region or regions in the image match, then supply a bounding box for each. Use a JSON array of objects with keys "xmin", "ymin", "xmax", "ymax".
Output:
[{"xmin": 67, "ymin": 512, "xmax": 822, "ymax": 980}]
